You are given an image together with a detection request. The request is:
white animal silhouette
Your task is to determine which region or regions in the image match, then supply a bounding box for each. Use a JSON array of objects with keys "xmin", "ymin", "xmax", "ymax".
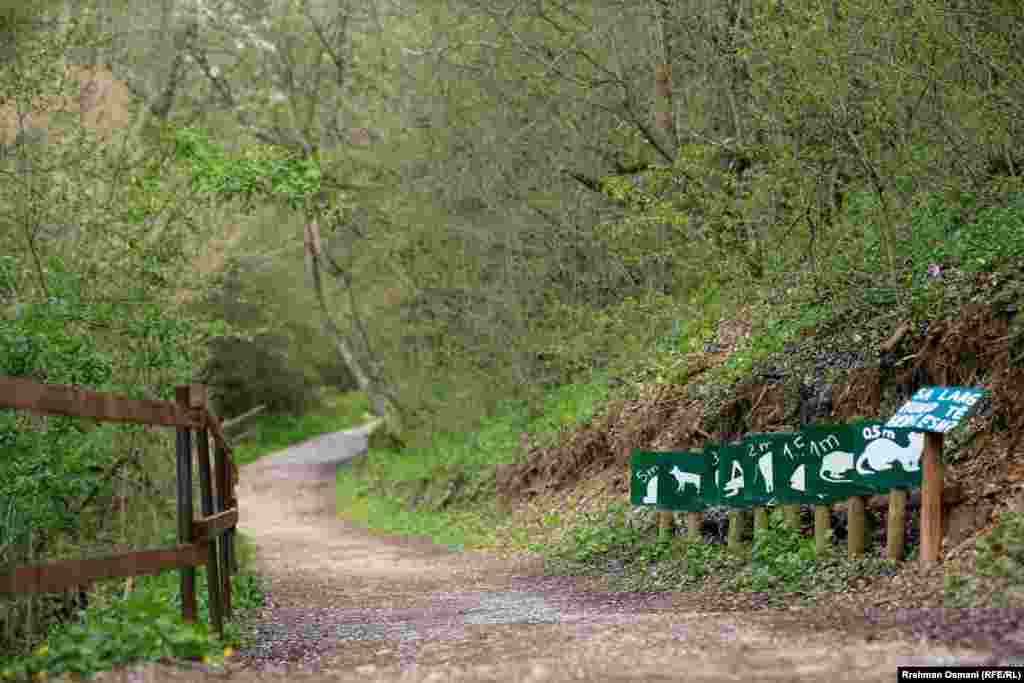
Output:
[
  {"xmin": 669, "ymin": 466, "xmax": 702, "ymax": 495},
  {"xmin": 758, "ymin": 453, "xmax": 774, "ymax": 494},
  {"xmin": 856, "ymin": 432, "xmax": 924, "ymax": 475},
  {"xmin": 723, "ymin": 461, "xmax": 744, "ymax": 497},
  {"xmin": 820, "ymin": 451, "xmax": 855, "ymax": 483},
  {"xmin": 643, "ymin": 474, "xmax": 659, "ymax": 504},
  {"xmin": 790, "ymin": 464, "xmax": 806, "ymax": 491}
]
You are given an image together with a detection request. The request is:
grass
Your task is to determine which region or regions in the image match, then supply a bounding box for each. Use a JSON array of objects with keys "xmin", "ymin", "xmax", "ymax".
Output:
[
  {"xmin": 341, "ymin": 186, "xmax": 1024, "ymax": 606},
  {"xmin": 334, "ymin": 475, "xmax": 501, "ymax": 551},
  {"xmin": 231, "ymin": 389, "xmax": 371, "ymax": 466},
  {"xmin": 334, "ymin": 370, "xmax": 614, "ymax": 550}
]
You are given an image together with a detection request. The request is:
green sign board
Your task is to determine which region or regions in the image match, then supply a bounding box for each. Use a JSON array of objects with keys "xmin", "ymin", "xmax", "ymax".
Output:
[
  {"xmin": 886, "ymin": 386, "xmax": 988, "ymax": 433},
  {"xmin": 630, "ymin": 451, "xmax": 717, "ymax": 511},
  {"xmin": 715, "ymin": 440, "xmax": 755, "ymax": 508},
  {"xmin": 630, "ymin": 422, "xmax": 926, "ymax": 511},
  {"xmin": 630, "ymin": 451, "xmax": 664, "ymax": 507},
  {"xmin": 659, "ymin": 451, "xmax": 715, "ymax": 512}
]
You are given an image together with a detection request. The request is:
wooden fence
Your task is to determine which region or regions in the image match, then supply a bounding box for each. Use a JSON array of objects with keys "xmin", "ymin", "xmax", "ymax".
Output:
[{"xmin": 0, "ymin": 377, "xmax": 239, "ymax": 637}]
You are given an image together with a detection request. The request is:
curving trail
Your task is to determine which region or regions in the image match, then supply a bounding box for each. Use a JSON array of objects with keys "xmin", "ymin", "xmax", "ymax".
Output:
[{"xmin": 97, "ymin": 423, "xmax": 995, "ymax": 682}]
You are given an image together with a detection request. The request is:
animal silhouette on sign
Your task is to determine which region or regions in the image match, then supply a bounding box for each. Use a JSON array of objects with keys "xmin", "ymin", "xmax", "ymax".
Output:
[
  {"xmin": 820, "ymin": 450, "xmax": 855, "ymax": 483},
  {"xmin": 643, "ymin": 474, "xmax": 659, "ymax": 504},
  {"xmin": 669, "ymin": 466, "xmax": 701, "ymax": 495},
  {"xmin": 757, "ymin": 453, "xmax": 774, "ymax": 494},
  {"xmin": 790, "ymin": 464, "xmax": 806, "ymax": 491},
  {"xmin": 856, "ymin": 432, "xmax": 924, "ymax": 475},
  {"xmin": 723, "ymin": 461, "xmax": 744, "ymax": 498}
]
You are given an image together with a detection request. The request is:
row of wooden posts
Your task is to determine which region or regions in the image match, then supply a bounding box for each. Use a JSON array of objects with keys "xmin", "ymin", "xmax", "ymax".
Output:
[
  {"xmin": 646, "ymin": 431, "xmax": 946, "ymax": 566},
  {"xmin": 0, "ymin": 377, "xmax": 241, "ymax": 638}
]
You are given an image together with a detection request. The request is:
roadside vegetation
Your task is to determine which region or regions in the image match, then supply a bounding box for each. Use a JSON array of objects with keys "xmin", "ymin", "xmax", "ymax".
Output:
[
  {"xmin": 0, "ymin": 531, "xmax": 266, "ymax": 682},
  {"xmin": 231, "ymin": 390, "xmax": 372, "ymax": 467},
  {"xmin": 4, "ymin": 0, "xmax": 1024, "ymax": 677},
  {"xmin": 336, "ymin": 372, "xmax": 614, "ymax": 550}
]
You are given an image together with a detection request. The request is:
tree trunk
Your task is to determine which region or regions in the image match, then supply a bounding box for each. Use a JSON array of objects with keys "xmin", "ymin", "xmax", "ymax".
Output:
[
  {"xmin": 653, "ymin": 0, "xmax": 677, "ymax": 157},
  {"xmin": 304, "ymin": 221, "xmax": 404, "ymax": 441}
]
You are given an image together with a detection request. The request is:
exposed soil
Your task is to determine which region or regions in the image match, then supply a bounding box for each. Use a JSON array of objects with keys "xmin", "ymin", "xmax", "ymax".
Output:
[{"xmin": 89, "ymin": 426, "xmax": 1003, "ymax": 683}]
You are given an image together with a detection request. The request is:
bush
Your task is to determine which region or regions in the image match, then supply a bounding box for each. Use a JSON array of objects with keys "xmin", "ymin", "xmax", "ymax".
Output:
[
  {"xmin": 557, "ymin": 503, "xmax": 675, "ymax": 566},
  {"xmin": 0, "ymin": 559, "xmax": 266, "ymax": 682},
  {"xmin": 733, "ymin": 510, "xmax": 819, "ymax": 593},
  {"xmin": 203, "ymin": 335, "xmax": 317, "ymax": 417},
  {"xmin": 976, "ymin": 513, "xmax": 1024, "ymax": 583}
]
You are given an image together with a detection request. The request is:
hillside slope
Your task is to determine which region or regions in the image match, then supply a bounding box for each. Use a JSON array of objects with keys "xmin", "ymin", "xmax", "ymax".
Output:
[{"xmin": 480, "ymin": 268, "xmax": 1024, "ymax": 653}]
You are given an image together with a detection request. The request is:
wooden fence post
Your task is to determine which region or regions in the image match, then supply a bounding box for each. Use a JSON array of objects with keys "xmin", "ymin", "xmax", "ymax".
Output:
[
  {"xmin": 887, "ymin": 489, "xmax": 908, "ymax": 561},
  {"xmin": 814, "ymin": 505, "xmax": 831, "ymax": 557},
  {"xmin": 214, "ymin": 437, "xmax": 233, "ymax": 618},
  {"xmin": 191, "ymin": 385, "xmax": 224, "ymax": 638},
  {"xmin": 174, "ymin": 387, "xmax": 197, "ymax": 624},
  {"xmin": 920, "ymin": 432, "xmax": 944, "ymax": 566},
  {"xmin": 847, "ymin": 496, "xmax": 866, "ymax": 559}
]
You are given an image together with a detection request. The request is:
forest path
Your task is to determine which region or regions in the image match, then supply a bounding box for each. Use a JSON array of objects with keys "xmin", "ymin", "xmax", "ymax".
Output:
[{"xmin": 102, "ymin": 424, "xmax": 992, "ymax": 682}]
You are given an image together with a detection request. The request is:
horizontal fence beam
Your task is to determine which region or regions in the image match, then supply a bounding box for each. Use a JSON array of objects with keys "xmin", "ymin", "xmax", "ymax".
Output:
[
  {"xmin": 0, "ymin": 376, "xmax": 201, "ymax": 429},
  {"xmin": 222, "ymin": 405, "xmax": 265, "ymax": 431},
  {"xmin": 192, "ymin": 508, "xmax": 238, "ymax": 544},
  {"xmin": 0, "ymin": 544, "xmax": 208, "ymax": 596}
]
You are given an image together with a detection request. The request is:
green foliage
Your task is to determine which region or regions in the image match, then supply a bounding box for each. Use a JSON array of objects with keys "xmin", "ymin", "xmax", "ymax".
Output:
[
  {"xmin": 677, "ymin": 540, "xmax": 728, "ymax": 582},
  {"xmin": 976, "ymin": 513, "xmax": 1024, "ymax": 583},
  {"xmin": 0, "ymin": 533, "xmax": 265, "ymax": 681},
  {"xmin": 732, "ymin": 511, "xmax": 819, "ymax": 592},
  {"xmin": 2, "ymin": 595, "xmax": 215, "ymax": 681},
  {"xmin": 0, "ymin": 257, "xmax": 217, "ymax": 552},
  {"xmin": 335, "ymin": 372, "xmax": 612, "ymax": 547},
  {"xmin": 231, "ymin": 390, "xmax": 372, "ymax": 467},
  {"xmin": 944, "ymin": 569, "xmax": 977, "ymax": 608},
  {"xmin": 556, "ymin": 504, "xmax": 674, "ymax": 565},
  {"xmin": 914, "ymin": 191, "xmax": 1024, "ymax": 274},
  {"xmin": 174, "ymin": 128, "xmax": 322, "ymax": 211},
  {"xmin": 713, "ymin": 302, "xmax": 832, "ymax": 386},
  {"xmin": 335, "ymin": 474, "xmax": 499, "ymax": 551}
]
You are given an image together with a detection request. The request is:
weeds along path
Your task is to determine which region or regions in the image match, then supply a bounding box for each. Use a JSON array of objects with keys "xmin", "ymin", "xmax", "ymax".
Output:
[{"xmin": 107, "ymin": 423, "xmax": 993, "ymax": 682}]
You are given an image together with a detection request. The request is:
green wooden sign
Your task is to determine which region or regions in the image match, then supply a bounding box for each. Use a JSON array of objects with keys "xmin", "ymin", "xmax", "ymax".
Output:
[
  {"xmin": 716, "ymin": 440, "xmax": 755, "ymax": 508},
  {"xmin": 886, "ymin": 386, "xmax": 988, "ymax": 433},
  {"xmin": 630, "ymin": 451, "xmax": 664, "ymax": 506},
  {"xmin": 739, "ymin": 433, "xmax": 788, "ymax": 506},
  {"xmin": 659, "ymin": 451, "xmax": 714, "ymax": 512},
  {"xmin": 700, "ymin": 444, "xmax": 724, "ymax": 507},
  {"xmin": 631, "ymin": 422, "xmax": 926, "ymax": 511},
  {"xmin": 766, "ymin": 426, "xmax": 876, "ymax": 504}
]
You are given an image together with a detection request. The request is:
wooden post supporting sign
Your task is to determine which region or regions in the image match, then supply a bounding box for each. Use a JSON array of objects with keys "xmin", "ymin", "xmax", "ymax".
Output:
[
  {"xmin": 657, "ymin": 510, "xmax": 674, "ymax": 538},
  {"xmin": 814, "ymin": 505, "xmax": 831, "ymax": 557},
  {"xmin": 727, "ymin": 510, "xmax": 746, "ymax": 553},
  {"xmin": 686, "ymin": 512, "xmax": 702, "ymax": 542},
  {"xmin": 887, "ymin": 489, "xmax": 908, "ymax": 561},
  {"xmin": 753, "ymin": 507, "xmax": 769, "ymax": 531},
  {"xmin": 847, "ymin": 496, "xmax": 866, "ymax": 559},
  {"xmin": 920, "ymin": 432, "xmax": 944, "ymax": 565},
  {"xmin": 886, "ymin": 385, "xmax": 987, "ymax": 568}
]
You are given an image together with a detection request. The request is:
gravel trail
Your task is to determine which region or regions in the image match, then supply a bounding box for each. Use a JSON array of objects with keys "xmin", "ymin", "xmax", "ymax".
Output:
[{"xmin": 95, "ymin": 424, "xmax": 1002, "ymax": 682}]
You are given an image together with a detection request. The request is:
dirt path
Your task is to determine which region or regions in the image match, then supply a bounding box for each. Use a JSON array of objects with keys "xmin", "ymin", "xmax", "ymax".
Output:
[{"xmin": 102, "ymin": 426, "xmax": 1000, "ymax": 682}]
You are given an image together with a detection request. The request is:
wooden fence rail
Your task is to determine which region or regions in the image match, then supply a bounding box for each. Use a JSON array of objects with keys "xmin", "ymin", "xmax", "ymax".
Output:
[{"xmin": 0, "ymin": 378, "xmax": 239, "ymax": 638}]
